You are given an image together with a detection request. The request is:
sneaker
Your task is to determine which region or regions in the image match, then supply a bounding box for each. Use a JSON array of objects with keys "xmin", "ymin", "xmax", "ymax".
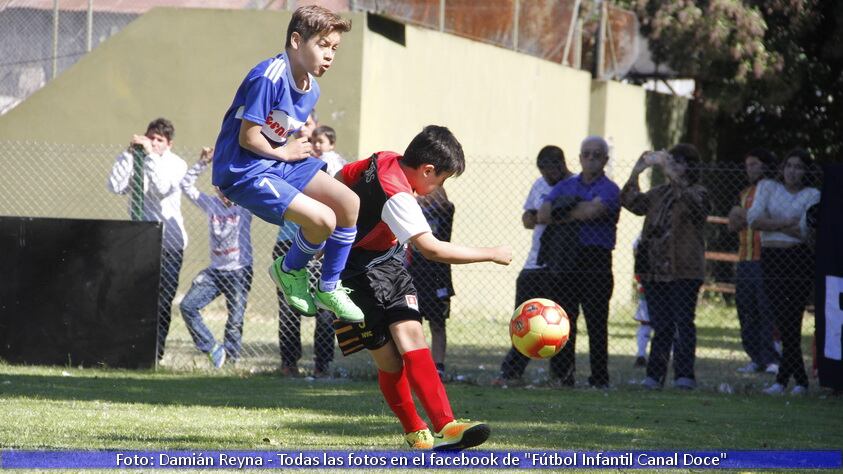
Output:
[
  {"xmin": 281, "ymin": 365, "xmax": 300, "ymax": 377},
  {"xmin": 547, "ymin": 377, "xmax": 575, "ymax": 389},
  {"xmin": 313, "ymin": 366, "xmax": 330, "ymax": 379},
  {"xmin": 432, "ymin": 420, "xmax": 490, "ymax": 451},
  {"xmin": 269, "ymin": 257, "xmax": 316, "ymax": 316},
  {"xmin": 674, "ymin": 377, "xmax": 696, "ymax": 390},
  {"xmin": 404, "ymin": 428, "xmax": 434, "ymax": 449},
  {"xmin": 736, "ymin": 362, "xmax": 761, "ymax": 373},
  {"xmin": 765, "ymin": 363, "xmax": 779, "ymax": 375},
  {"xmin": 763, "ymin": 383, "xmax": 786, "ymax": 395},
  {"xmin": 315, "ymin": 283, "xmax": 364, "ymax": 322},
  {"xmin": 641, "ymin": 377, "xmax": 661, "ymax": 390},
  {"xmin": 208, "ymin": 344, "xmax": 226, "ymax": 369},
  {"xmin": 790, "ymin": 385, "xmax": 808, "ymax": 396},
  {"xmin": 634, "ymin": 356, "xmax": 647, "ymax": 367}
]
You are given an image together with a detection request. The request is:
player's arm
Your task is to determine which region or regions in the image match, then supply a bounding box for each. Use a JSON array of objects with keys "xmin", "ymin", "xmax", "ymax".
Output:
[
  {"xmin": 238, "ymin": 119, "xmax": 312, "ymax": 162},
  {"xmin": 567, "ymin": 198, "xmax": 607, "ymax": 221},
  {"xmin": 410, "ymin": 232, "xmax": 511, "ymax": 265}
]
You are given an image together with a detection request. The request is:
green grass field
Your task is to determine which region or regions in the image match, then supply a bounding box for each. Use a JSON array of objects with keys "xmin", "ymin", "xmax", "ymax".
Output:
[{"xmin": 1, "ymin": 363, "xmax": 840, "ymax": 453}]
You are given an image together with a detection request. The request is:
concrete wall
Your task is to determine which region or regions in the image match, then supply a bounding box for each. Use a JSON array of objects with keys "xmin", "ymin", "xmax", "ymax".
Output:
[{"xmin": 358, "ymin": 20, "xmax": 593, "ymax": 318}]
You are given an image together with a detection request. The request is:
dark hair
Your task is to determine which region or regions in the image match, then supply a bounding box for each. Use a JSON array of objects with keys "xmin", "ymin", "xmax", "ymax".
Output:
[
  {"xmin": 146, "ymin": 117, "xmax": 174, "ymax": 141},
  {"xmin": 403, "ymin": 125, "xmax": 465, "ymax": 176},
  {"xmin": 745, "ymin": 147, "xmax": 777, "ymax": 179},
  {"xmin": 781, "ymin": 147, "xmax": 816, "ymax": 186},
  {"xmin": 313, "ymin": 125, "xmax": 336, "ymax": 144},
  {"xmin": 668, "ymin": 143, "xmax": 701, "ymax": 184},
  {"xmin": 285, "ymin": 6, "xmax": 352, "ymax": 49},
  {"xmin": 536, "ymin": 145, "xmax": 566, "ymax": 169}
]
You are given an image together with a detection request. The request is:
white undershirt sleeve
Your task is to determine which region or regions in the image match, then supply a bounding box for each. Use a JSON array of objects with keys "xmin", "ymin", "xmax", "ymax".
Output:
[{"xmin": 381, "ymin": 192, "xmax": 432, "ymax": 245}]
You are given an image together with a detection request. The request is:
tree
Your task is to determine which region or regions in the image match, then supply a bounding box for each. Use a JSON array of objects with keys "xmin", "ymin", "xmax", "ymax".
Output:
[{"xmin": 620, "ymin": 0, "xmax": 843, "ymax": 164}]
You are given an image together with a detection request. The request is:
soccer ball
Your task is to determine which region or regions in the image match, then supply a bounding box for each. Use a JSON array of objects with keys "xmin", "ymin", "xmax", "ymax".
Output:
[{"xmin": 509, "ymin": 298, "xmax": 570, "ymax": 359}]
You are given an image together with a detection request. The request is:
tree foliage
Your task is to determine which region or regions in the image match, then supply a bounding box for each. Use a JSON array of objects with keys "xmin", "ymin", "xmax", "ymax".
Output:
[{"xmin": 620, "ymin": 0, "xmax": 843, "ymax": 163}]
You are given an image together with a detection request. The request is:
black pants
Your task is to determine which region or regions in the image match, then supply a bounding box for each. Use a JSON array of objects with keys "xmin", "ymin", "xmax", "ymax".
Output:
[
  {"xmin": 500, "ymin": 268, "xmax": 554, "ymax": 379},
  {"xmin": 272, "ymin": 241, "xmax": 335, "ymax": 371},
  {"xmin": 156, "ymin": 247, "xmax": 183, "ymax": 361},
  {"xmin": 500, "ymin": 248, "xmax": 613, "ymax": 386},
  {"xmin": 762, "ymin": 245, "xmax": 813, "ymax": 387},
  {"xmin": 643, "ymin": 279, "xmax": 703, "ymax": 384},
  {"xmin": 548, "ymin": 248, "xmax": 613, "ymax": 386}
]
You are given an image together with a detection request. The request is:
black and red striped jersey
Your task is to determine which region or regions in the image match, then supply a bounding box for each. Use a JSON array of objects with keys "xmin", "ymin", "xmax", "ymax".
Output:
[{"xmin": 341, "ymin": 152, "xmax": 431, "ymax": 278}]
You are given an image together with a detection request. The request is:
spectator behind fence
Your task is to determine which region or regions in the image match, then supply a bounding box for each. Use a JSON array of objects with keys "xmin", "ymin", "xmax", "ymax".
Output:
[
  {"xmin": 535, "ymin": 136, "xmax": 620, "ymax": 389},
  {"xmin": 406, "ymin": 187, "xmax": 456, "ymax": 381},
  {"xmin": 274, "ymin": 116, "xmax": 345, "ymax": 377},
  {"xmin": 622, "ymin": 144, "xmax": 710, "ymax": 391},
  {"xmin": 632, "ymin": 237, "xmax": 652, "ymax": 368},
  {"xmin": 106, "ymin": 117, "xmax": 187, "ymax": 361},
  {"xmin": 179, "ymin": 147, "xmax": 253, "ymax": 368},
  {"xmin": 493, "ymin": 146, "xmax": 571, "ymax": 386},
  {"xmin": 728, "ymin": 148, "xmax": 780, "ymax": 375},
  {"xmin": 748, "ymin": 148, "xmax": 820, "ymax": 396}
]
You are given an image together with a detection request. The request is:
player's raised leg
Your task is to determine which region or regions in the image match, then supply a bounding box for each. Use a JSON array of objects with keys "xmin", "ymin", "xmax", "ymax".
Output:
[
  {"xmin": 389, "ymin": 320, "xmax": 491, "ymax": 451},
  {"xmin": 301, "ymin": 171, "xmax": 364, "ymax": 322},
  {"xmin": 271, "ymin": 192, "xmax": 335, "ymax": 316}
]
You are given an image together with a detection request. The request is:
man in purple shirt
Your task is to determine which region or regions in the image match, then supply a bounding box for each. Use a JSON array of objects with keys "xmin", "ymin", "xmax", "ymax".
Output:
[{"xmin": 537, "ymin": 136, "xmax": 620, "ymax": 389}]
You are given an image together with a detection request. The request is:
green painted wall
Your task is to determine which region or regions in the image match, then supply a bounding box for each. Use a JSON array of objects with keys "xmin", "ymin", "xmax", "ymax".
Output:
[{"xmin": 0, "ymin": 8, "xmax": 364, "ymax": 152}]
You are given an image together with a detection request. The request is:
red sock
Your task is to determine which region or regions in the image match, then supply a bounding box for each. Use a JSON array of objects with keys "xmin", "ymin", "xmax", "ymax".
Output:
[
  {"xmin": 403, "ymin": 348, "xmax": 454, "ymax": 432},
  {"xmin": 377, "ymin": 368, "xmax": 427, "ymax": 433}
]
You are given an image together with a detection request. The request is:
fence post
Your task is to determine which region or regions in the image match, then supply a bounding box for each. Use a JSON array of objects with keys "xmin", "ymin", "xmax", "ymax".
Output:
[
  {"xmin": 52, "ymin": 0, "xmax": 59, "ymax": 79},
  {"xmin": 439, "ymin": 0, "xmax": 445, "ymax": 32},
  {"xmin": 86, "ymin": 0, "xmax": 93, "ymax": 52},
  {"xmin": 513, "ymin": 0, "xmax": 519, "ymax": 51},
  {"xmin": 130, "ymin": 146, "xmax": 145, "ymax": 221}
]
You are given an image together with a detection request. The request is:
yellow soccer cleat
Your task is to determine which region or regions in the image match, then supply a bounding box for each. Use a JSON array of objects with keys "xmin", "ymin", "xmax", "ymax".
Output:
[
  {"xmin": 432, "ymin": 420, "xmax": 491, "ymax": 451},
  {"xmin": 404, "ymin": 428, "xmax": 433, "ymax": 449}
]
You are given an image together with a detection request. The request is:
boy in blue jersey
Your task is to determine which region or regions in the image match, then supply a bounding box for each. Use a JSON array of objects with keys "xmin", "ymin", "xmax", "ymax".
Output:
[{"xmin": 213, "ymin": 6, "xmax": 363, "ymax": 322}]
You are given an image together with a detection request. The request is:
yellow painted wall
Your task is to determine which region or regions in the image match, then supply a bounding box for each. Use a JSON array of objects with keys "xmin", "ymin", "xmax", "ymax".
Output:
[{"xmin": 358, "ymin": 22, "xmax": 594, "ymax": 320}]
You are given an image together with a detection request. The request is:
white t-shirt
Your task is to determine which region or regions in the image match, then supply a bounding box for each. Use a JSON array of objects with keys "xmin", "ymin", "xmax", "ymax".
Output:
[
  {"xmin": 382, "ymin": 192, "xmax": 432, "ymax": 245},
  {"xmin": 746, "ymin": 179, "xmax": 820, "ymax": 246},
  {"xmin": 523, "ymin": 177, "xmax": 554, "ymax": 270},
  {"xmin": 107, "ymin": 148, "xmax": 188, "ymax": 251}
]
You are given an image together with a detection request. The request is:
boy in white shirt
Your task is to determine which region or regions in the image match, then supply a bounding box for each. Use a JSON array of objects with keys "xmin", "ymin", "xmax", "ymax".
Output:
[{"xmin": 107, "ymin": 117, "xmax": 187, "ymax": 361}]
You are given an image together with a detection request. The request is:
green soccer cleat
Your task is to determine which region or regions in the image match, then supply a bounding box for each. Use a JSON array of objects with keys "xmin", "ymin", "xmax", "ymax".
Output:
[
  {"xmin": 432, "ymin": 420, "xmax": 491, "ymax": 451},
  {"xmin": 269, "ymin": 257, "xmax": 316, "ymax": 316},
  {"xmin": 404, "ymin": 428, "xmax": 434, "ymax": 449},
  {"xmin": 314, "ymin": 283, "xmax": 365, "ymax": 322}
]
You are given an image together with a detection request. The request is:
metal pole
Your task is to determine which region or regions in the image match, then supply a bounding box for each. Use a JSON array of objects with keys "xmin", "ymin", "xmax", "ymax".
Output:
[
  {"xmin": 86, "ymin": 0, "xmax": 93, "ymax": 52},
  {"xmin": 561, "ymin": 0, "xmax": 581, "ymax": 66},
  {"xmin": 513, "ymin": 0, "xmax": 519, "ymax": 51},
  {"xmin": 52, "ymin": 0, "xmax": 59, "ymax": 79},
  {"xmin": 595, "ymin": 0, "xmax": 607, "ymax": 79},
  {"xmin": 439, "ymin": 0, "xmax": 445, "ymax": 32},
  {"xmin": 574, "ymin": 17, "xmax": 583, "ymax": 69}
]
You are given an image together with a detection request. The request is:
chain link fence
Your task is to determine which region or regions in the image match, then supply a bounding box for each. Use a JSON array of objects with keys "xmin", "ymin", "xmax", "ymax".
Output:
[{"xmin": 0, "ymin": 141, "xmax": 822, "ymax": 392}]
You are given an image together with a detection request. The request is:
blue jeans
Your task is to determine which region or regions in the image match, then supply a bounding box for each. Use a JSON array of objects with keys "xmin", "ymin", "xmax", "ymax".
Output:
[
  {"xmin": 643, "ymin": 279, "xmax": 702, "ymax": 384},
  {"xmin": 735, "ymin": 260, "xmax": 777, "ymax": 366},
  {"xmin": 180, "ymin": 267, "xmax": 253, "ymax": 360},
  {"xmin": 157, "ymin": 247, "xmax": 183, "ymax": 361}
]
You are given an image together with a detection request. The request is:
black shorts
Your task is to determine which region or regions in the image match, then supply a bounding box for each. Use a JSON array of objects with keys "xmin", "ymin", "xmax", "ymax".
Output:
[
  {"xmin": 343, "ymin": 258, "xmax": 422, "ymax": 351},
  {"xmin": 416, "ymin": 287, "xmax": 450, "ymax": 326}
]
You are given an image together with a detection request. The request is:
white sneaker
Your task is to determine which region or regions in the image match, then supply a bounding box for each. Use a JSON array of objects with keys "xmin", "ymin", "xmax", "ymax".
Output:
[
  {"xmin": 763, "ymin": 383, "xmax": 786, "ymax": 395},
  {"xmin": 764, "ymin": 363, "xmax": 779, "ymax": 374},
  {"xmin": 737, "ymin": 362, "xmax": 761, "ymax": 373},
  {"xmin": 790, "ymin": 385, "xmax": 808, "ymax": 395}
]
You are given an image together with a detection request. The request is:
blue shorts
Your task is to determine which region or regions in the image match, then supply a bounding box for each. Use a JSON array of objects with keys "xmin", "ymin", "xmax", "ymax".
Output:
[{"xmin": 221, "ymin": 158, "xmax": 327, "ymax": 226}]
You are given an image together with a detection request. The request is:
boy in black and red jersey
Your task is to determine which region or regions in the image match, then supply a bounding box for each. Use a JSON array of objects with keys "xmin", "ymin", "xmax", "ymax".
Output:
[{"xmin": 336, "ymin": 125, "xmax": 512, "ymax": 450}]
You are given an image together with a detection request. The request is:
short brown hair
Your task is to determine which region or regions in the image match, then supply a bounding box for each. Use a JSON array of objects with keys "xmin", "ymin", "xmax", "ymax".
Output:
[
  {"xmin": 285, "ymin": 6, "xmax": 352, "ymax": 48},
  {"xmin": 146, "ymin": 117, "xmax": 174, "ymax": 142},
  {"xmin": 313, "ymin": 125, "xmax": 336, "ymax": 145}
]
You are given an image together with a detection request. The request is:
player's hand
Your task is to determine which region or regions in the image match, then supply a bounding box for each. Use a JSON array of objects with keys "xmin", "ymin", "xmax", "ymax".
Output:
[
  {"xmin": 631, "ymin": 152, "xmax": 650, "ymax": 176},
  {"xmin": 490, "ymin": 246, "xmax": 513, "ymax": 265},
  {"xmin": 280, "ymin": 136, "xmax": 313, "ymax": 162},
  {"xmin": 199, "ymin": 147, "xmax": 214, "ymax": 165},
  {"xmin": 130, "ymin": 134, "xmax": 152, "ymax": 155}
]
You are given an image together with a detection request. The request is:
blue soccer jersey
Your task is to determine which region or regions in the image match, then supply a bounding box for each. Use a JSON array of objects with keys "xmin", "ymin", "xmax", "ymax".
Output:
[{"xmin": 212, "ymin": 52, "xmax": 320, "ymax": 189}]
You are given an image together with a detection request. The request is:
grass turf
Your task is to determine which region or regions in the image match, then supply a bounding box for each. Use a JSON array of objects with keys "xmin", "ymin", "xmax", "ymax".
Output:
[{"xmin": 1, "ymin": 364, "xmax": 840, "ymax": 453}]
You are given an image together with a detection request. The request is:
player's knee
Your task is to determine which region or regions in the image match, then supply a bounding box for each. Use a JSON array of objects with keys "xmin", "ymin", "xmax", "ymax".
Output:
[{"xmin": 336, "ymin": 190, "xmax": 359, "ymax": 224}]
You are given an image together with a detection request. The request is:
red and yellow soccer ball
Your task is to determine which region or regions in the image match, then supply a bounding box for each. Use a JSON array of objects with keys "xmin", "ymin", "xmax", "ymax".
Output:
[{"xmin": 509, "ymin": 298, "xmax": 570, "ymax": 359}]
